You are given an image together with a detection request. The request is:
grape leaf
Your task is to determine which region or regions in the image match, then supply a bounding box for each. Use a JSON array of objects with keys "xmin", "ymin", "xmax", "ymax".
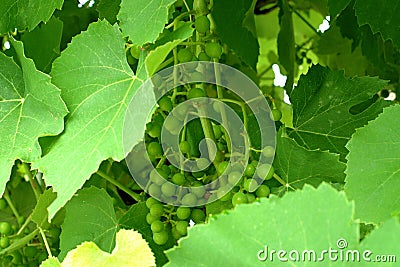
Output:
[
  {"xmin": 42, "ymin": 230, "xmax": 155, "ymax": 267},
  {"xmin": 21, "ymin": 17, "xmax": 63, "ymax": 73},
  {"xmin": 355, "ymin": 0, "xmax": 400, "ymax": 50},
  {"xmin": 31, "ymin": 188, "xmax": 57, "ymax": 228},
  {"xmin": 212, "ymin": 0, "xmax": 259, "ymax": 69},
  {"xmin": 166, "ymin": 183, "xmax": 358, "ymax": 266},
  {"xmin": 328, "ymin": 0, "xmax": 351, "ymax": 19},
  {"xmin": 0, "ymin": 0, "xmax": 63, "ymax": 34},
  {"xmin": 152, "ymin": 22, "xmax": 194, "ymax": 48},
  {"xmin": 0, "ymin": 40, "xmax": 67, "ymax": 196},
  {"xmin": 59, "ymin": 187, "xmax": 118, "ymax": 260},
  {"xmin": 287, "ymin": 65, "xmax": 389, "ymax": 160},
  {"xmin": 118, "ymin": 0, "xmax": 177, "ymax": 46},
  {"xmin": 32, "ymin": 20, "xmax": 152, "ymax": 219},
  {"xmin": 345, "ymin": 105, "xmax": 400, "ymax": 224},
  {"xmin": 119, "ymin": 202, "xmax": 175, "ymax": 267},
  {"xmin": 274, "ymin": 131, "xmax": 346, "ymax": 190},
  {"xmin": 277, "ymin": 0, "xmax": 295, "ymax": 94},
  {"xmin": 97, "ymin": 0, "xmax": 121, "ymax": 25}
]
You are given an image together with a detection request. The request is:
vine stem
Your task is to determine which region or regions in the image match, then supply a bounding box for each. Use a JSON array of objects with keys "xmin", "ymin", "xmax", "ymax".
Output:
[
  {"xmin": 17, "ymin": 214, "xmax": 32, "ymax": 235},
  {"xmin": 96, "ymin": 171, "xmax": 140, "ymax": 202},
  {"xmin": 3, "ymin": 189, "xmax": 21, "ymax": 221},
  {"xmin": 39, "ymin": 227, "xmax": 52, "ymax": 257},
  {"xmin": 21, "ymin": 162, "xmax": 41, "ymax": 201},
  {"xmin": 273, "ymin": 173, "xmax": 295, "ymax": 190}
]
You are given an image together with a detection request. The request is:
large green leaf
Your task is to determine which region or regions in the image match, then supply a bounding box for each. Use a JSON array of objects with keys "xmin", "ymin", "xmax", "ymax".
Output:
[
  {"xmin": 287, "ymin": 65, "xmax": 389, "ymax": 160},
  {"xmin": 33, "ymin": 20, "xmax": 152, "ymax": 219},
  {"xmin": 31, "ymin": 188, "xmax": 57, "ymax": 228},
  {"xmin": 274, "ymin": 131, "xmax": 345, "ymax": 190},
  {"xmin": 0, "ymin": 40, "xmax": 67, "ymax": 196},
  {"xmin": 59, "ymin": 187, "xmax": 118, "ymax": 260},
  {"xmin": 328, "ymin": 0, "xmax": 351, "ymax": 19},
  {"xmin": 0, "ymin": 0, "xmax": 63, "ymax": 34},
  {"xmin": 118, "ymin": 0, "xmax": 177, "ymax": 46},
  {"xmin": 277, "ymin": 0, "xmax": 295, "ymax": 93},
  {"xmin": 166, "ymin": 183, "xmax": 358, "ymax": 266},
  {"xmin": 355, "ymin": 0, "xmax": 400, "ymax": 50},
  {"xmin": 212, "ymin": 0, "xmax": 259, "ymax": 69},
  {"xmin": 345, "ymin": 105, "xmax": 400, "ymax": 224},
  {"xmin": 21, "ymin": 16, "xmax": 63, "ymax": 73},
  {"xmin": 166, "ymin": 183, "xmax": 400, "ymax": 266}
]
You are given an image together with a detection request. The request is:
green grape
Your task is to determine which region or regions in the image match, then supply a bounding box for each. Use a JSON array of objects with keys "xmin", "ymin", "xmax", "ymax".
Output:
[
  {"xmin": 270, "ymin": 109, "xmax": 282, "ymax": 121},
  {"xmin": 192, "ymin": 185, "xmax": 206, "ymax": 198},
  {"xmin": 146, "ymin": 213, "xmax": 160, "ymax": 224},
  {"xmin": 178, "ymin": 48, "xmax": 193, "ymax": 63},
  {"xmin": 161, "ymin": 165, "xmax": 171, "ymax": 176},
  {"xmin": 127, "ymin": 54, "xmax": 137, "ymax": 65},
  {"xmin": 153, "ymin": 230, "xmax": 169, "ymax": 245},
  {"xmin": 243, "ymin": 179, "xmax": 258, "ymax": 192},
  {"xmin": 147, "ymin": 122, "xmax": 162, "ymax": 139},
  {"xmin": 212, "ymin": 101, "xmax": 223, "ymax": 113},
  {"xmin": 130, "ymin": 45, "xmax": 141, "ymax": 59},
  {"xmin": 0, "ymin": 222, "xmax": 11, "ymax": 235},
  {"xmin": 196, "ymin": 158, "xmax": 210, "ymax": 170},
  {"xmin": 150, "ymin": 168, "xmax": 168, "ymax": 185},
  {"xmin": 0, "ymin": 199, "xmax": 7, "ymax": 210},
  {"xmin": 161, "ymin": 182, "xmax": 176, "ymax": 197},
  {"xmin": 164, "ymin": 115, "xmax": 182, "ymax": 135},
  {"xmin": 179, "ymin": 141, "xmax": 191, "ymax": 154},
  {"xmin": 195, "ymin": 15, "xmax": 210, "ymax": 33},
  {"xmin": 205, "ymin": 42, "xmax": 222, "ymax": 59},
  {"xmin": 175, "ymin": 221, "xmax": 189, "ymax": 235},
  {"xmin": 256, "ymin": 185, "xmax": 270, "ymax": 198},
  {"xmin": 24, "ymin": 246, "xmax": 38, "ymax": 259},
  {"xmin": 228, "ymin": 171, "xmax": 242, "ymax": 185},
  {"xmin": 191, "ymin": 209, "xmax": 205, "ymax": 223},
  {"xmin": 216, "ymin": 161, "xmax": 230, "ymax": 176},
  {"xmin": 148, "ymin": 184, "xmax": 162, "ymax": 197},
  {"xmin": 172, "ymin": 173, "xmax": 186, "ymax": 185},
  {"xmin": 147, "ymin": 142, "xmax": 163, "ymax": 157},
  {"xmin": 187, "ymin": 87, "xmax": 206, "ymax": 99},
  {"xmin": 244, "ymin": 164, "xmax": 256, "ymax": 177},
  {"xmin": 151, "ymin": 220, "xmax": 165, "ymax": 233},
  {"xmin": 217, "ymin": 185, "xmax": 230, "ymax": 200},
  {"xmin": 193, "ymin": 0, "xmax": 209, "ymax": 15},
  {"xmin": 206, "ymin": 86, "xmax": 217, "ymax": 98},
  {"xmin": 171, "ymin": 227, "xmax": 182, "ymax": 240},
  {"xmin": 0, "ymin": 237, "xmax": 9, "ymax": 248},
  {"xmin": 262, "ymin": 146, "xmax": 275, "ymax": 158},
  {"xmin": 169, "ymin": 164, "xmax": 178, "ymax": 173},
  {"xmin": 232, "ymin": 192, "xmax": 248, "ymax": 206},
  {"xmin": 17, "ymin": 216, "xmax": 25, "ymax": 225},
  {"xmin": 191, "ymin": 170, "xmax": 204, "ymax": 178},
  {"xmin": 176, "ymin": 207, "xmax": 191, "ymax": 220},
  {"xmin": 214, "ymin": 150, "xmax": 224, "ymax": 162},
  {"xmin": 198, "ymin": 51, "xmax": 211, "ymax": 61},
  {"xmin": 150, "ymin": 203, "xmax": 164, "ymax": 217},
  {"xmin": 256, "ymin": 164, "xmax": 274, "ymax": 180},
  {"xmin": 146, "ymin": 197, "xmax": 160, "ymax": 209},
  {"xmin": 217, "ymin": 142, "xmax": 226, "ymax": 152},
  {"xmin": 246, "ymin": 193, "xmax": 256, "ymax": 203},
  {"xmin": 158, "ymin": 96, "xmax": 173, "ymax": 112},
  {"xmin": 181, "ymin": 193, "xmax": 197, "ymax": 206}
]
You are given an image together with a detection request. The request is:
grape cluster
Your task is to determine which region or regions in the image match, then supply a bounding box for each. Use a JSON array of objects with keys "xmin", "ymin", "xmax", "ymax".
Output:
[{"xmin": 135, "ymin": 0, "xmax": 283, "ymax": 246}]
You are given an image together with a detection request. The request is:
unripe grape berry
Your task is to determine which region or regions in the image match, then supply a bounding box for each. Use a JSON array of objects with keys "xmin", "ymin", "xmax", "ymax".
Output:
[
  {"xmin": 195, "ymin": 16, "xmax": 210, "ymax": 33},
  {"xmin": 232, "ymin": 192, "xmax": 248, "ymax": 206},
  {"xmin": 256, "ymin": 164, "xmax": 274, "ymax": 180},
  {"xmin": 205, "ymin": 43, "xmax": 222, "ymax": 59},
  {"xmin": 161, "ymin": 182, "xmax": 176, "ymax": 197},
  {"xmin": 262, "ymin": 146, "xmax": 275, "ymax": 158},
  {"xmin": 191, "ymin": 209, "xmax": 206, "ymax": 223},
  {"xmin": 151, "ymin": 220, "xmax": 165, "ymax": 233},
  {"xmin": 150, "ymin": 169, "xmax": 168, "ymax": 185},
  {"xmin": 216, "ymin": 161, "xmax": 230, "ymax": 176},
  {"xmin": 228, "ymin": 171, "xmax": 242, "ymax": 185},
  {"xmin": 198, "ymin": 51, "xmax": 211, "ymax": 61},
  {"xmin": 181, "ymin": 193, "xmax": 197, "ymax": 206},
  {"xmin": 148, "ymin": 184, "xmax": 161, "ymax": 197},
  {"xmin": 130, "ymin": 45, "xmax": 141, "ymax": 59},
  {"xmin": 0, "ymin": 237, "xmax": 9, "ymax": 248},
  {"xmin": 146, "ymin": 213, "xmax": 159, "ymax": 224},
  {"xmin": 196, "ymin": 158, "xmax": 210, "ymax": 170},
  {"xmin": 164, "ymin": 115, "xmax": 182, "ymax": 135},
  {"xmin": 244, "ymin": 164, "xmax": 256, "ymax": 177},
  {"xmin": 178, "ymin": 48, "xmax": 193, "ymax": 63},
  {"xmin": 153, "ymin": 230, "xmax": 168, "ymax": 245},
  {"xmin": 175, "ymin": 221, "xmax": 189, "ymax": 235},
  {"xmin": 246, "ymin": 193, "xmax": 256, "ymax": 203},
  {"xmin": 176, "ymin": 207, "xmax": 191, "ymax": 220},
  {"xmin": 146, "ymin": 197, "xmax": 160, "ymax": 209},
  {"xmin": 179, "ymin": 141, "xmax": 191, "ymax": 154},
  {"xmin": 270, "ymin": 109, "xmax": 282, "ymax": 121},
  {"xmin": 192, "ymin": 185, "xmax": 206, "ymax": 198},
  {"xmin": 147, "ymin": 142, "xmax": 163, "ymax": 157},
  {"xmin": 150, "ymin": 203, "xmax": 164, "ymax": 217},
  {"xmin": 256, "ymin": 185, "xmax": 270, "ymax": 198},
  {"xmin": 146, "ymin": 122, "xmax": 161, "ymax": 139},
  {"xmin": 0, "ymin": 222, "xmax": 11, "ymax": 235},
  {"xmin": 171, "ymin": 173, "xmax": 185, "ymax": 186},
  {"xmin": 158, "ymin": 96, "xmax": 173, "ymax": 112},
  {"xmin": 187, "ymin": 87, "xmax": 206, "ymax": 99},
  {"xmin": 243, "ymin": 179, "xmax": 258, "ymax": 192}
]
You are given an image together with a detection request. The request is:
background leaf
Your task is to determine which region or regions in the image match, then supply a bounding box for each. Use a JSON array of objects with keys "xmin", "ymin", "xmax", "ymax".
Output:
[
  {"xmin": 31, "ymin": 188, "xmax": 57, "ymax": 228},
  {"xmin": 97, "ymin": 0, "xmax": 121, "ymax": 25},
  {"xmin": 345, "ymin": 105, "xmax": 400, "ymax": 224},
  {"xmin": 118, "ymin": 0, "xmax": 177, "ymax": 46},
  {"xmin": 328, "ymin": 0, "xmax": 351, "ymax": 19}
]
